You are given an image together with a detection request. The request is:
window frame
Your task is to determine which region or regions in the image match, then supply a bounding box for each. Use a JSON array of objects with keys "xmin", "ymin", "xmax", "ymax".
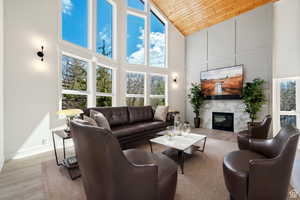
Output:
[
  {"xmin": 125, "ymin": 71, "xmax": 147, "ymax": 106},
  {"xmin": 60, "ymin": 52, "xmax": 91, "ymax": 109},
  {"xmin": 149, "ymin": 73, "xmax": 168, "ymax": 106},
  {"xmin": 95, "ymin": 63, "xmax": 116, "ymax": 106},
  {"xmin": 95, "ymin": 0, "xmax": 117, "ymax": 60},
  {"xmin": 125, "ymin": 1, "xmax": 168, "ymax": 68},
  {"xmin": 275, "ymin": 77, "xmax": 300, "ymax": 132},
  {"xmin": 125, "ymin": 11, "xmax": 147, "ymax": 66},
  {"xmin": 149, "ymin": 6, "xmax": 168, "ymax": 68}
]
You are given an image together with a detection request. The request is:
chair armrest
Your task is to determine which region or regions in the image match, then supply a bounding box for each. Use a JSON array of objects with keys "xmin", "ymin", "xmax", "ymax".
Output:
[
  {"xmin": 248, "ymin": 157, "xmax": 282, "ymax": 200},
  {"xmin": 248, "ymin": 138, "xmax": 275, "ymax": 157}
]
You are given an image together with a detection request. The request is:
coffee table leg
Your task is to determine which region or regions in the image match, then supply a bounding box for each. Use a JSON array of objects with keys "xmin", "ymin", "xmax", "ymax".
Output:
[
  {"xmin": 178, "ymin": 150, "xmax": 184, "ymax": 174},
  {"xmin": 199, "ymin": 137, "xmax": 207, "ymax": 152},
  {"xmin": 149, "ymin": 141, "xmax": 153, "ymax": 153}
]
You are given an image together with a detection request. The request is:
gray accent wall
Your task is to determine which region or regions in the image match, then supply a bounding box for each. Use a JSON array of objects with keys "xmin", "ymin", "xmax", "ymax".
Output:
[
  {"xmin": 0, "ymin": 0, "xmax": 4, "ymax": 169},
  {"xmin": 186, "ymin": 3, "xmax": 273, "ymax": 132}
]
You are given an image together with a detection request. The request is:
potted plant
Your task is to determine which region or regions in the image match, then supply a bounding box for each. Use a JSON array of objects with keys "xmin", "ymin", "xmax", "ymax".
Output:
[
  {"xmin": 242, "ymin": 78, "xmax": 266, "ymax": 126},
  {"xmin": 188, "ymin": 82, "xmax": 205, "ymax": 128}
]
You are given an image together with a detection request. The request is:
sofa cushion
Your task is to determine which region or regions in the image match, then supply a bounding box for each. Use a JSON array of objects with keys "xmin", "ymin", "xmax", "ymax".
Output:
[
  {"xmin": 111, "ymin": 122, "xmax": 146, "ymax": 138},
  {"xmin": 90, "ymin": 110, "xmax": 111, "ymax": 131},
  {"xmin": 83, "ymin": 115, "xmax": 98, "ymax": 127},
  {"xmin": 128, "ymin": 106, "xmax": 154, "ymax": 123},
  {"xmin": 142, "ymin": 121, "xmax": 166, "ymax": 131},
  {"xmin": 154, "ymin": 106, "xmax": 169, "ymax": 122},
  {"xmin": 85, "ymin": 107, "xmax": 129, "ymax": 127}
]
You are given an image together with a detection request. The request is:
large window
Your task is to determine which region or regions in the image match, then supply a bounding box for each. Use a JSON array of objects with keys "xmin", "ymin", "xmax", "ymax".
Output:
[
  {"xmin": 96, "ymin": 65, "xmax": 113, "ymax": 107},
  {"xmin": 61, "ymin": 55, "xmax": 88, "ymax": 110},
  {"xmin": 96, "ymin": 0, "xmax": 113, "ymax": 58},
  {"xmin": 149, "ymin": 74, "xmax": 167, "ymax": 107},
  {"xmin": 126, "ymin": 14, "xmax": 145, "ymax": 65},
  {"xmin": 278, "ymin": 79, "xmax": 300, "ymax": 129},
  {"xmin": 60, "ymin": 0, "xmax": 169, "ymax": 110},
  {"xmin": 126, "ymin": 72, "xmax": 145, "ymax": 106},
  {"xmin": 62, "ymin": 0, "xmax": 88, "ymax": 48},
  {"xmin": 126, "ymin": 2, "xmax": 167, "ymax": 67},
  {"xmin": 150, "ymin": 11, "xmax": 166, "ymax": 67}
]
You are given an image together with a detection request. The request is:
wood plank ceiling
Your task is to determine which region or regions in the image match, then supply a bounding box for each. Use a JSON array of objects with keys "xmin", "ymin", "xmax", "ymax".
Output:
[{"xmin": 152, "ymin": 0, "xmax": 278, "ymax": 36}]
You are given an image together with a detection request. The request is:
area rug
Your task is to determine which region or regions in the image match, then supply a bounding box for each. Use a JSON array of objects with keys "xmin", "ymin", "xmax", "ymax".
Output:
[{"xmin": 41, "ymin": 137, "xmax": 299, "ymax": 200}]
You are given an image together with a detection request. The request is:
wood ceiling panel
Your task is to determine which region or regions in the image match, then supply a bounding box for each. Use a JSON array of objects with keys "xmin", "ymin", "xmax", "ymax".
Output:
[{"xmin": 152, "ymin": 0, "xmax": 278, "ymax": 35}]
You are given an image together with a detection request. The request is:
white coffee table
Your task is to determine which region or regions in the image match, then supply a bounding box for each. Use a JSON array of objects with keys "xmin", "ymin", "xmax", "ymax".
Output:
[{"xmin": 149, "ymin": 133, "xmax": 207, "ymax": 174}]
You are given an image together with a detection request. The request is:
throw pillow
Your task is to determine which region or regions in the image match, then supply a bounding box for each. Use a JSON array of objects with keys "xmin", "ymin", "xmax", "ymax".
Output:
[
  {"xmin": 83, "ymin": 115, "xmax": 98, "ymax": 127},
  {"xmin": 154, "ymin": 106, "xmax": 169, "ymax": 122},
  {"xmin": 90, "ymin": 110, "xmax": 111, "ymax": 131}
]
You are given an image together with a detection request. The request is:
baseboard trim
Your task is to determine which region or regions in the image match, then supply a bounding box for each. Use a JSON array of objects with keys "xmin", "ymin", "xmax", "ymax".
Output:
[{"xmin": 6, "ymin": 142, "xmax": 74, "ymax": 160}]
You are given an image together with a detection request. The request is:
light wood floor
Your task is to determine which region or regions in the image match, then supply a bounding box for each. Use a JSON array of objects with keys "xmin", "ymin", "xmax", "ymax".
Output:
[{"xmin": 0, "ymin": 129, "xmax": 299, "ymax": 200}]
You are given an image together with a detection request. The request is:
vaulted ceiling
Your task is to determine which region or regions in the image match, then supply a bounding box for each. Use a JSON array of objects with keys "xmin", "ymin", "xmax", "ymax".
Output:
[{"xmin": 152, "ymin": 0, "xmax": 278, "ymax": 36}]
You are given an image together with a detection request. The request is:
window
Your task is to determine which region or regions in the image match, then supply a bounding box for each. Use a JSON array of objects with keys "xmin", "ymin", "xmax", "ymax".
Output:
[
  {"xmin": 62, "ymin": 0, "xmax": 88, "ymax": 48},
  {"xmin": 127, "ymin": 0, "xmax": 144, "ymax": 11},
  {"xmin": 61, "ymin": 55, "xmax": 88, "ymax": 110},
  {"xmin": 127, "ymin": 14, "xmax": 145, "ymax": 65},
  {"xmin": 278, "ymin": 79, "xmax": 300, "ymax": 129},
  {"xmin": 96, "ymin": 65, "xmax": 113, "ymax": 107},
  {"xmin": 96, "ymin": 0, "xmax": 113, "ymax": 58},
  {"xmin": 149, "ymin": 74, "xmax": 167, "ymax": 108},
  {"xmin": 150, "ymin": 11, "xmax": 166, "ymax": 67},
  {"xmin": 126, "ymin": 72, "xmax": 145, "ymax": 106}
]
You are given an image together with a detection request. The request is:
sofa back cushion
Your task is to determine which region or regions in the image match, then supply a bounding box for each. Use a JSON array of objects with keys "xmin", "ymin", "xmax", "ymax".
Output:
[
  {"xmin": 128, "ymin": 106, "xmax": 154, "ymax": 123},
  {"xmin": 84, "ymin": 107, "xmax": 129, "ymax": 127}
]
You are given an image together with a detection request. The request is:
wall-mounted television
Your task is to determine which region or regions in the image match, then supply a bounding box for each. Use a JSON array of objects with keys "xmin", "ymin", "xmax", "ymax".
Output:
[{"xmin": 200, "ymin": 65, "xmax": 244, "ymax": 100}]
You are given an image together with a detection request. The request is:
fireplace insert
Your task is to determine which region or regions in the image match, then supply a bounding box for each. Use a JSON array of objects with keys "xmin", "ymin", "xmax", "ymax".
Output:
[{"xmin": 212, "ymin": 112, "xmax": 234, "ymax": 132}]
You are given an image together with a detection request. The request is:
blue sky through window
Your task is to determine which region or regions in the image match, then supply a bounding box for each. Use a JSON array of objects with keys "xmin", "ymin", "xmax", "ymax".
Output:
[
  {"xmin": 97, "ymin": 0, "xmax": 113, "ymax": 58},
  {"xmin": 150, "ymin": 10, "xmax": 166, "ymax": 67},
  {"xmin": 127, "ymin": 0, "xmax": 144, "ymax": 11},
  {"xmin": 127, "ymin": 14, "xmax": 145, "ymax": 64},
  {"xmin": 62, "ymin": 0, "xmax": 88, "ymax": 48}
]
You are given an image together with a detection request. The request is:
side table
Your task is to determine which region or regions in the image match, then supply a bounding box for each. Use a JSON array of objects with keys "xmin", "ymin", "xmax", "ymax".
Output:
[{"xmin": 51, "ymin": 129, "xmax": 80, "ymax": 180}]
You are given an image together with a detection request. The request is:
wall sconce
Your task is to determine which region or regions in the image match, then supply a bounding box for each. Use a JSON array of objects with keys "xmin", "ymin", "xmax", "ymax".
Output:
[
  {"xmin": 172, "ymin": 74, "xmax": 178, "ymax": 88},
  {"xmin": 173, "ymin": 76, "xmax": 178, "ymax": 83},
  {"xmin": 37, "ymin": 46, "xmax": 45, "ymax": 61}
]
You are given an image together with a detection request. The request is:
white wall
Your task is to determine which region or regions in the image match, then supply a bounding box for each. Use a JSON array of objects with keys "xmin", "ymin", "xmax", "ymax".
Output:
[
  {"xmin": 272, "ymin": 0, "xmax": 300, "ymax": 137},
  {"xmin": 186, "ymin": 4, "xmax": 273, "ymax": 132},
  {"xmin": 3, "ymin": 0, "xmax": 185, "ymax": 159},
  {"xmin": 0, "ymin": 0, "xmax": 4, "ymax": 169},
  {"xmin": 273, "ymin": 0, "xmax": 300, "ymax": 79}
]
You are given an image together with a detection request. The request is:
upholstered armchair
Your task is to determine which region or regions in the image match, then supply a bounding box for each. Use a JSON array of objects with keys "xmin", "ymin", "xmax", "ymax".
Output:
[
  {"xmin": 223, "ymin": 126, "xmax": 299, "ymax": 200},
  {"xmin": 237, "ymin": 115, "xmax": 272, "ymax": 150},
  {"xmin": 70, "ymin": 120, "xmax": 178, "ymax": 200}
]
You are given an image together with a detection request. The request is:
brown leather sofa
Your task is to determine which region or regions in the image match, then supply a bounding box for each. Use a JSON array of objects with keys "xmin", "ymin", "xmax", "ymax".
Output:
[
  {"xmin": 223, "ymin": 126, "xmax": 299, "ymax": 200},
  {"xmin": 237, "ymin": 115, "xmax": 272, "ymax": 150},
  {"xmin": 70, "ymin": 120, "xmax": 178, "ymax": 200},
  {"xmin": 82, "ymin": 106, "xmax": 175, "ymax": 149}
]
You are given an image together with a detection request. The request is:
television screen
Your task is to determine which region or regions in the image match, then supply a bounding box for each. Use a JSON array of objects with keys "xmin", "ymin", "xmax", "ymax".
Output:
[{"xmin": 200, "ymin": 65, "xmax": 243, "ymax": 100}]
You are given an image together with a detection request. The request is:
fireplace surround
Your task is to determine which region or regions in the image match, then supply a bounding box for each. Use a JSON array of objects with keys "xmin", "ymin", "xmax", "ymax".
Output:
[{"xmin": 212, "ymin": 112, "xmax": 234, "ymax": 132}]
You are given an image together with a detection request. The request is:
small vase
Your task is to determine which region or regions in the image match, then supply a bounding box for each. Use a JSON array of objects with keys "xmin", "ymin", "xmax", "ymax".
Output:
[{"xmin": 194, "ymin": 117, "xmax": 200, "ymax": 128}]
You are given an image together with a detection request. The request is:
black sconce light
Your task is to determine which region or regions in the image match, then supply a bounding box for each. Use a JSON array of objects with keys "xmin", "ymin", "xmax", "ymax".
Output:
[
  {"xmin": 37, "ymin": 46, "xmax": 45, "ymax": 61},
  {"xmin": 173, "ymin": 76, "xmax": 178, "ymax": 83}
]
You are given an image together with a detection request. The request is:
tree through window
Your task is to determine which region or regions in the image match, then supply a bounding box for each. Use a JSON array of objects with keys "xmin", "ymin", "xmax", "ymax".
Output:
[{"xmin": 97, "ymin": 0, "xmax": 113, "ymax": 58}]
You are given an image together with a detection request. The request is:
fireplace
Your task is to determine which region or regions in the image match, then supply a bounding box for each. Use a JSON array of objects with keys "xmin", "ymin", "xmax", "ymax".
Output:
[{"xmin": 212, "ymin": 112, "xmax": 234, "ymax": 132}]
